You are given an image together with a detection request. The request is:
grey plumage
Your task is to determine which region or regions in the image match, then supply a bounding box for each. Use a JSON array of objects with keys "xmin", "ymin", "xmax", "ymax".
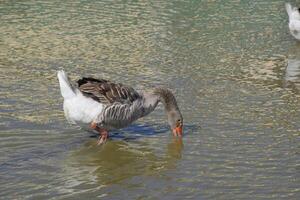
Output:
[
  {"xmin": 77, "ymin": 76, "xmax": 182, "ymax": 131},
  {"xmin": 94, "ymin": 90, "xmax": 160, "ymax": 130},
  {"xmin": 153, "ymin": 88, "xmax": 181, "ymax": 112},
  {"xmin": 78, "ymin": 77, "xmax": 140, "ymax": 105}
]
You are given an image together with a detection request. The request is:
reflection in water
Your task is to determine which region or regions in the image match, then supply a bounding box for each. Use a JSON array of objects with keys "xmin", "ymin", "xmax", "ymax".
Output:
[
  {"xmin": 167, "ymin": 138, "xmax": 184, "ymax": 160},
  {"xmin": 282, "ymin": 59, "xmax": 300, "ymax": 93},
  {"xmin": 284, "ymin": 59, "xmax": 300, "ymax": 82},
  {"xmin": 63, "ymin": 138, "xmax": 183, "ymax": 189}
]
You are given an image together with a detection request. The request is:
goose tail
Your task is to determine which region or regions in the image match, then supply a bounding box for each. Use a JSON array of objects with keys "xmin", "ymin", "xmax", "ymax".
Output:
[
  {"xmin": 57, "ymin": 70, "xmax": 76, "ymax": 99},
  {"xmin": 286, "ymin": 3, "xmax": 293, "ymax": 18}
]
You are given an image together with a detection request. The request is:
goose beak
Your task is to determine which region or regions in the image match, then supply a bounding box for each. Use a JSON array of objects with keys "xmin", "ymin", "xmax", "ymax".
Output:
[{"xmin": 173, "ymin": 126, "xmax": 183, "ymax": 137}]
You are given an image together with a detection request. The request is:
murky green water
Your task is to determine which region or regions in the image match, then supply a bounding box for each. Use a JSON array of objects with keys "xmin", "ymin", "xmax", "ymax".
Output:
[{"xmin": 1, "ymin": 0, "xmax": 299, "ymax": 199}]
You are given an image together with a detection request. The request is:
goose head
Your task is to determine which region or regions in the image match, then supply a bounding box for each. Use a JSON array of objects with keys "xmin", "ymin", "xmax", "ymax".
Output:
[
  {"xmin": 167, "ymin": 109, "xmax": 183, "ymax": 137},
  {"xmin": 153, "ymin": 88, "xmax": 184, "ymax": 137}
]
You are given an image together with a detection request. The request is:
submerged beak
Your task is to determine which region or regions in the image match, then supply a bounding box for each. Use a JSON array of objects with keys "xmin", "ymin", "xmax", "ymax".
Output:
[{"xmin": 173, "ymin": 125, "xmax": 183, "ymax": 137}]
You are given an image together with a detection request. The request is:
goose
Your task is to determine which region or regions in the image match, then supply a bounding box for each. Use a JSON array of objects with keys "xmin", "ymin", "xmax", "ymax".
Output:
[
  {"xmin": 286, "ymin": 3, "xmax": 300, "ymax": 40},
  {"xmin": 57, "ymin": 70, "xmax": 183, "ymax": 144}
]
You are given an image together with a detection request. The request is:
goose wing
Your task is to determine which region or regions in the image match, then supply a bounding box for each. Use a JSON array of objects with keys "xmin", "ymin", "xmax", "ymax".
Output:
[{"xmin": 77, "ymin": 77, "xmax": 141, "ymax": 105}]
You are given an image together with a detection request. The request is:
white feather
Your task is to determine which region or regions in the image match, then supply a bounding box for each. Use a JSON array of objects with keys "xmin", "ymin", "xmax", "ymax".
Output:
[
  {"xmin": 57, "ymin": 70, "xmax": 103, "ymax": 125},
  {"xmin": 63, "ymin": 91, "xmax": 103, "ymax": 124},
  {"xmin": 286, "ymin": 3, "xmax": 300, "ymax": 40},
  {"xmin": 57, "ymin": 70, "xmax": 76, "ymax": 99}
]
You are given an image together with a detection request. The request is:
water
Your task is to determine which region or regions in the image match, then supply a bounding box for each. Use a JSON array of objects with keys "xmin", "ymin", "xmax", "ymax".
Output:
[{"xmin": 0, "ymin": 0, "xmax": 299, "ymax": 199}]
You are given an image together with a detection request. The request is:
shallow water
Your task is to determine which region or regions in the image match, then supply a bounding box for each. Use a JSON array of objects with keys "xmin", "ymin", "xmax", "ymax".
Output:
[{"xmin": 0, "ymin": 0, "xmax": 299, "ymax": 199}]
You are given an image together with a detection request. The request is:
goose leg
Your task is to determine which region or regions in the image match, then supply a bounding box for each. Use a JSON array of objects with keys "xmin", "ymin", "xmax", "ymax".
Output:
[
  {"xmin": 96, "ymin": 128, "xmax": 108, "ymax": 145},
  {"xmin": 90, "ymin": 122, "xmax": 109, "ymax": 145}
]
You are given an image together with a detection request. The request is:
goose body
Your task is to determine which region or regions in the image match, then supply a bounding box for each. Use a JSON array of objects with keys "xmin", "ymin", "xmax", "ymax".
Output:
[
  {"xmin": 286, "ymin": 3, "xmax": 300, "ymax": 40},
  {"xmin": 57, "ymin": 70, "xmax": 183, "ymax": 144}
]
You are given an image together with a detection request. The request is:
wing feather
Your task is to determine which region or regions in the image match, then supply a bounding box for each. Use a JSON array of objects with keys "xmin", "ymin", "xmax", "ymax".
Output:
[{"xmin": 77, "ymin": 77, "xmax": 141, "ymax": 105}]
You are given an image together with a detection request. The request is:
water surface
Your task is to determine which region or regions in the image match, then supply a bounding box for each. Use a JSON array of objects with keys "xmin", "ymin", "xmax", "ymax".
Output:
[{"xmin": 0, "ymin": 0, "xmax": 299, "ymax": 199}]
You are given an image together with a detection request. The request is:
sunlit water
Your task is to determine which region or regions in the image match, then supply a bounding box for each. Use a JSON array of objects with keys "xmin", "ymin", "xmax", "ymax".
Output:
[{"xmin": 0, "ymin": 0, "xmax": 299, "ymax": 199}]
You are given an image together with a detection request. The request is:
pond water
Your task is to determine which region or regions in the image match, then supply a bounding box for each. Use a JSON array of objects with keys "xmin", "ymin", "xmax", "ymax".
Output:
[{"xmin": 0, "ymin": 0, "xmax": 299, "ymax": 199}]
